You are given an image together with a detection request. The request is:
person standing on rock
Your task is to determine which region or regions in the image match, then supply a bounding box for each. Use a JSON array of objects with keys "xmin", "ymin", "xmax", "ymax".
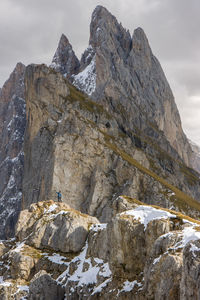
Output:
[{"xmin": 56, "ymin": 191, "xmax": 62, "ymax": 202}]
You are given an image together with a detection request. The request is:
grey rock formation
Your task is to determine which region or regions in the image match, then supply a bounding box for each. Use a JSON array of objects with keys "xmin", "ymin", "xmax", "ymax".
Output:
[
  {"xmin": 62, "ymin": 199, "xmax": 200, "ymax": 299},
  {"xmin": 22, "ymin": 63, "xmax": 200, "ymax": 222},
  {"xmin": 16, "ymin": 200, "xmax": 99, "ymax": 253},
  {"xmin": 189, "ymin": 139, "xmax": 200, "ymax": 173},
  {"xmin": 1, "ymin": 199, "xmax": 200, "ymax": 299},
  {"xmin": 180, "ymin": 239, "xmax": 200, "ymax": 299},
  {"xmin": 72, "ymin": 5, "xmax": 193, "ymax": 169},
  {"xmin": 0, "ymin": 62, "xmax": 26, "ymax": 239},
  {"xmin": 50, "ymin": 34, "xmax": 80, "ymax": 79},
  {"xmin": 29, "ymin": 270, "xmax": 65, "ymax": 300},
  {"xmin": 2, "ymin": 5, "xmax": 200, "ymax": 300}
]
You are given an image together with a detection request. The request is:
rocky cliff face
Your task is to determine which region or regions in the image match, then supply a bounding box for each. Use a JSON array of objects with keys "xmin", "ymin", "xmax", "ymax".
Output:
[
  {"xmin": 63, "ymin": 6, "xmax": 192, "ymax": 169},
  {"xmin": 22, "ymin": 63, "xmax": 200, "ymax": 223},
  {"xmin": 0, "ymin": 62, "xmax": 26, "ymax": 239},
  {"xmin": 1, "ymin": 5, "xmax": 200, "ymax": 299},
  {"xmin": 189, "ymin": 139, "xmax": 200, "ymax": 173},
  {"xmin": 1, "ymin": 198, "xmax": 200, "ymax": 299}
]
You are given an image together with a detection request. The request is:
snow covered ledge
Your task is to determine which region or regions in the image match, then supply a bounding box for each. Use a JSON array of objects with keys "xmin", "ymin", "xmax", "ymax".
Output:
[{"xmin": 72, "ymin": 54, "xmax": 96, "ymax": 96}]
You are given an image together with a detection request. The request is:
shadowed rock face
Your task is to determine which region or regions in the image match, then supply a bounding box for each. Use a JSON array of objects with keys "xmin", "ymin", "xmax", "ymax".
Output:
[{"xmin": 0, "ymin": 62, "xmax": 26, "ymax": 239}]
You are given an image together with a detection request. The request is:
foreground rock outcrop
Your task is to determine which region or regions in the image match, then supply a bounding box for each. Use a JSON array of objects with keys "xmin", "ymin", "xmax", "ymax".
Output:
[
  {"xmin": 16, "ymin": 200, "xmax": 99, "ymax": 253},
  {"xmin": 1, "ymin": 198, "xmax": 200, "ymax": 299}
]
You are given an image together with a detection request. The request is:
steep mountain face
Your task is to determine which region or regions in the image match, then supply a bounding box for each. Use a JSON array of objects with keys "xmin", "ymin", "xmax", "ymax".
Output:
[
  {"xmin": 59, "ymin": 6, "xmax": 192, "ymax": 168},
  {"xmin": 0, "ymin": 63, "xmax": 26, "ymax": 239},
  {"xmin": 22, "ymin": 64, "xmax": 200, "ymax": 223},
  {"xmin": 189, "ymin": 140, "xmax": 200, "ymax": 173},
  {"xmin": 1, "ymin": 4, "xmax": 200, "ymax": 300},
  {"xmin": 0, "ymin": 5, "xmax": 199, "ymax": 240}
]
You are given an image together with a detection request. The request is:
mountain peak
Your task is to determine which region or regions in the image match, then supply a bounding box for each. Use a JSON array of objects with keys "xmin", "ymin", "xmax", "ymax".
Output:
[
  {"xmin": 50, "ymin": 34, "xmax": 80, "ymax": 78},
  {"xmin": 89, "ymin": 5, "xmax": 131, "ymax": 52},
  {"xmin": 0, "ymin": 62, "xmax": 25, "ymax": 103},
  {"xmin": 92, "ymin": 5, "xmax": 113, "ymax": 19},
  {"xmin": 59, "ymin": 33, "xmax": 70, "ymax": 47},
  {"xmin": 131, "ymin": 27, "xmax": 152, "ymax": 58}
]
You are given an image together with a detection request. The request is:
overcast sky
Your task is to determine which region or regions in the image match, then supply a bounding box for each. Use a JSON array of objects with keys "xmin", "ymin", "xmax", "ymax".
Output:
[{"xmin": 1, "ymin": 0, "xmax": 200, "ymax": 145}]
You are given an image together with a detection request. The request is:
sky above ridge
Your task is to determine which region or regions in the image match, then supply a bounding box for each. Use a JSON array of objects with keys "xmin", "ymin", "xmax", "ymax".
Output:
[{"xmin": 0, "ymin": 0, "xmax": 200, "ymax": 145}]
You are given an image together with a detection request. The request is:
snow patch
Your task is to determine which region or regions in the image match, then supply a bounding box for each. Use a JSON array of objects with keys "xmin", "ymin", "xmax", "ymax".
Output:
[
  {"xmin": 190, "ymin": 243, "xmax": 200, "ymax": 258},
  {"xmin": 17, "ymin": 285, "xmax": 29, "ymax": 292},
  {"xmin": 0, "ymin": 276, "xmax": 12, "ymax": 286},
  {"xmin": 73, "ymin": 55, "xmax": 96, "ymax": 96},
  {"xmin": 44, "ymin": 253, "xmax": 69, "ymax": 265},
  {"xmin": 13, "ymin": 241, "xmax": 25, "ymax": 253},
  {"xmin": 152, "ymin": 255, "xmax": 162, "ymax": 265},
  {"xmin": 121, "ymin": 206, "xmax": 176, "ymax": 230},
  {"xmin": 181, "ymin": 226, "xmax": 200, "ymax": 247},
  {"xmin": 7, "ymin": 119, "xmax": 13, "ymax": 131},
  {"xmin": 44, "ymin": 204, "xmax": 58, "ymax": 214},
  {"xmin": 7, "ymin": 175, "xmax": 15, "ymax": 189},
  {"xmin": 91, "ymin": 278, "xmax": 112, "ymax": 295},
  {"xmin": 57, "ymin": 241, "xmax": 112, "ymax": 290},
  {"xmin": 91, "ymin": 223, "xmax": 107, "ymax": 232},
  {"xmin": 120, "ymin": 280, "xmax": 142, "ymax": 293}
]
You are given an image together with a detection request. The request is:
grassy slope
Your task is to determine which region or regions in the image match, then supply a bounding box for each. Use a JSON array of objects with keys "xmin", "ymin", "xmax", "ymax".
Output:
[{"xmin": 105, "ymin": 139, "xmax": 200, "ymax": 214}]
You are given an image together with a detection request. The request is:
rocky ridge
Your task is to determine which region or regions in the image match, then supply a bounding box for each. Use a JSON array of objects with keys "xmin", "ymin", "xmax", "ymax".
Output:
[
  {"xmin": 51, "ymin": 5, "xmax": 193, "ymax": 169},
  {"xmin": 22, "ymin": 63, "xmax": 200, "ymax": 222},
  {"xmin": 1, "ymin": 198, "xmax": 200, "ymax": 299}
]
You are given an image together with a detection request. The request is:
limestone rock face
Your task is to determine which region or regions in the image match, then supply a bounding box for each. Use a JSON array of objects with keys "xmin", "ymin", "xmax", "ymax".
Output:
[
  {"xmin": 180, "ymin": 240, "xmax": 200, "ymax": 299},
  {"xmin": 9, "ymin": 244, "xmax": 38, "ymax": 280},
  {"xmin": 23, "ymin": 64, "xmax": 69, "ymax": 208},
  {"xmin": 50, "ymin": 34, "xmax": 80, "ymax": 79},
  {"xmin": 0, "ymin": 62, "xmax": 26, "ymax": 239},
  {"xmin": 22, "ymin": 63, "xmax": 200, "ymax": 222},
  {"xmin": 16, "ymin": 200, "xmax": 99, "ymax": 253},
  {"xmin": 189, "ymin": 139, "xmax": 200, "ymax": 173},
  {"xmin": 69, "ymin": 5, "xmax": 193, "ymax": 168},
  {"xmin": 1, "ymin": 200, "xmax": 200, "ymax": 299},
  {"xmin": 63, "ymin": 201, "xmax": 200, "ymax": 299}
]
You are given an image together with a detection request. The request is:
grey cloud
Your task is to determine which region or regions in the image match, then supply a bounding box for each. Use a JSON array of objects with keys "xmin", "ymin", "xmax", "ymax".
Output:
[{"xmin": 0, "ymin": 0, "xmax": 200, "ymax": 145}]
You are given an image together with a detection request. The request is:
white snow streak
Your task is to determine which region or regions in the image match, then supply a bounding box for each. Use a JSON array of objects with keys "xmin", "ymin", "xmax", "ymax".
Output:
[
  {"xmin": 121, "ymin": 206, "xmax": 176, "ymax": 230},
  {"xmin": 73, "ymin": 56, "xmax": 96, "ymax": 96}
]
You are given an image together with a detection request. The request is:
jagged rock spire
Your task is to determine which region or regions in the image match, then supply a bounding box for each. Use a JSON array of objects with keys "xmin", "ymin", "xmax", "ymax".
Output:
[
  {"xmin": 50, "ymin": 34, "xmax": 80, "ymax": 79},
  {"xmin": 89, "ymin": 5, "xmax": 131, "ymax": 56},
  {"xmin": 49, "ymin": 6, "xmax": 193, "ymax": 166}
]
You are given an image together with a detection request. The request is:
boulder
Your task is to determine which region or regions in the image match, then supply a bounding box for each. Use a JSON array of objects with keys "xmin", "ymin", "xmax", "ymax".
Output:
[
  {"xmin": 16, "ymin": 200, "xmax": 99, "ymax": 253},
  {"xmin": 29, "ymin": 270, "xmax": 65, "ymax": 300}
]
